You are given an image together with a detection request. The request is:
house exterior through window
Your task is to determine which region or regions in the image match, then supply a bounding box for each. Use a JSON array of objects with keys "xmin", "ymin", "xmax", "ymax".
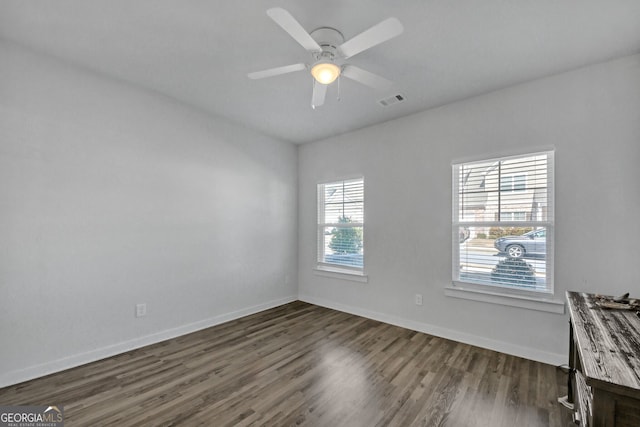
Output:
[{"xmin": 452, "ymin": 151, "xmax": 554, "ymax": 295}]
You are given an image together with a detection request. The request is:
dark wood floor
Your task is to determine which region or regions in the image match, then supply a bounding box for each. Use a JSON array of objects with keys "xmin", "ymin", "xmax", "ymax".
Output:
[{"xmin": 0, "ymin": 301, "xmax": 571, "ymax": 426}]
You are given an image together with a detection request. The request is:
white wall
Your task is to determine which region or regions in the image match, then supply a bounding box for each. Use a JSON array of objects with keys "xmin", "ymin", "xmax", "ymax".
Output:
[
  {"xmin": 298, "ymin": 54, "xmax": 640, "ymax": 364},
  {"xmin": 0, "ymin": 40, "xmax": 298, "ymax": 387}
]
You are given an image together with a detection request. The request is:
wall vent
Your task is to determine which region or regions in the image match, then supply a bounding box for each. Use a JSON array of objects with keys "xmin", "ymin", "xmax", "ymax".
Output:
[{"xmin": 378, "ymin": 94, "xmax": 405, "ymax": 107}]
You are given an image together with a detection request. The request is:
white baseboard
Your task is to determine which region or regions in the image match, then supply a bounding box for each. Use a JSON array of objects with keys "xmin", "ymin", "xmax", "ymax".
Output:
[
  {"xmin": 2, "ymin": 294, "xmax": 565, "ymax": 388},
  {"xmin": 299, "ymin": 294, "xmax": 566, "ymax": 366},
  {"xmin": 0, "ymin": 295, "xmax": 296, "ymax": 388}
]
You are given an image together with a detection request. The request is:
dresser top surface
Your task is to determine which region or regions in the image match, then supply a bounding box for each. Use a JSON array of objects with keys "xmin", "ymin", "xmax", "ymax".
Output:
[{"xmin": 567, "ymin": 291, "xmax": 640, "ymax": 394}]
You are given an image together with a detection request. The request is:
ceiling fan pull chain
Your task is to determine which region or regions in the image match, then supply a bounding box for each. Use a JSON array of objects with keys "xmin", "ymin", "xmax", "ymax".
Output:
[
  {"xmin": 337, "ymin": 75, "xmax": 341, "ymax": 101},
  {"xmin": 311, "ymin": 79, "xmax": 316, "ymax": 109}
]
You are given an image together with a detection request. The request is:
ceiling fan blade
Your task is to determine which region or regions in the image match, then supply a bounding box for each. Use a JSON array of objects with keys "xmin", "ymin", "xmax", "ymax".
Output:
[
  {"xmin": 342, "ymin": 65, "xmax": 394, "ymax": 90},
  {"xmin": 267, "ymin": 8, "xmax": 322, "ymax": 53},
  {"xmin": 311, "ymin": 81, "xmax": 328, "ymax": 108},
  {"xmin": 248, "ymin": 63, "xmax": 306, "ymax": 80},
  {"xmin": 338, "ymin": 17, "xmax": 403, "ymax": 59}
]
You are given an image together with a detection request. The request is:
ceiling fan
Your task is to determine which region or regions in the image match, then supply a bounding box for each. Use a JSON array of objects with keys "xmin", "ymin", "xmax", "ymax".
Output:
[{"xmin": 248, "ymin": 8, "xmax": 403, "ymax": 108}]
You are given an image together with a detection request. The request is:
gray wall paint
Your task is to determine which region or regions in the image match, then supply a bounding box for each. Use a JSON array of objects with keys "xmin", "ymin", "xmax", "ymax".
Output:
[
  {"xmin": 0, "ymin": 41, "xmax": 298, "ymax": 386},
  {"xmin": 298, "ymin": 54, "xmax": 640, "ymax": 364},
  {"xmin": 2, "ymin": 37, "xmax": 639, "ymax": 386}
]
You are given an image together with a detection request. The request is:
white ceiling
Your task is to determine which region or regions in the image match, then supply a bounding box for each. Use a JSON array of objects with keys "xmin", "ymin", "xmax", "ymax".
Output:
[{"xmin": 1, "ymin": 1, "xmax": 639, "ymax": 144}]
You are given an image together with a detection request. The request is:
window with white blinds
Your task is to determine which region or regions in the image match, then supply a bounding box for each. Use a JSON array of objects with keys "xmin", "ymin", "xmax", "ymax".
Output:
[
  {"xmin": 452, "ymin": 151, "xmax": 554, "ymax": 294},
  {"xmin": 317, "ymin": 178, "xmax": 364, "ymax": 271}
]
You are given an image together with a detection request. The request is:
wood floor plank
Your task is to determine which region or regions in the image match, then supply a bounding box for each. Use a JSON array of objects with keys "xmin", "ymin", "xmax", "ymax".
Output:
[{"xmin": 0, "ymin": 301, "xmax": 571, "ymax": 426}]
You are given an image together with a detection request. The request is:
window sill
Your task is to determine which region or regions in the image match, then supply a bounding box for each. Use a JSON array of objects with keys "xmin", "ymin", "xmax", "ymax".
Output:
[
  {"xmin": 445, "ymin": 284, "xmax": 565, "ymax": 314},
  {"xmin": 313, "ymin": 266, "xmax": 368, "ymax": 283}
]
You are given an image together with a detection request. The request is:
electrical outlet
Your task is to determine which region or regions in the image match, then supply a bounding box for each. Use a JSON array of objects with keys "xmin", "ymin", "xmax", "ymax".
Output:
[
  {"xmin": 136, "ymin": 303, "xmax": 147, "ymax": 318},
  {"xmin": 415, "ymin": 294, "xmax": 423, "ymax": 306}
]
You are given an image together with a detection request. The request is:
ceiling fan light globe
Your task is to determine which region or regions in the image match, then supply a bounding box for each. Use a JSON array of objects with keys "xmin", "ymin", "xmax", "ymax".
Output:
[{"xmin": 311, "ymin": 62, "xmax": 341, "ymax": 85}]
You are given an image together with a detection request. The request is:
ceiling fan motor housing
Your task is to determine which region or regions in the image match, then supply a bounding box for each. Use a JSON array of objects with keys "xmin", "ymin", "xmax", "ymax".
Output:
[{"xmin": 310, "ymin": 27, "xmax": 345, "ymax": 62}]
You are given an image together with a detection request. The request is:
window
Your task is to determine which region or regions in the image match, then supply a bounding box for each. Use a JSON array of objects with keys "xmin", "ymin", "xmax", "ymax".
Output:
[
  {"xmin": 499, "ymin": 211, "xmax": 526, "ymax": 221},
  {"xmin": 317, "ymin": 178, "xmax": 364, "ymax": 272},
  {"xmin": 500, "ymin": 174, "xmax": 526, "ymax": 192},
  {"xmin": 452, "ymin": 151, "xmax": 553, "ymax": 294}
]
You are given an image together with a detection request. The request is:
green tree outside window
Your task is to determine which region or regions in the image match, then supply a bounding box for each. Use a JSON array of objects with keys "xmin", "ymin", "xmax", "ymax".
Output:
[{"xmin": 329, "ymin": 216, "xmax": 363, "ymax": 254}]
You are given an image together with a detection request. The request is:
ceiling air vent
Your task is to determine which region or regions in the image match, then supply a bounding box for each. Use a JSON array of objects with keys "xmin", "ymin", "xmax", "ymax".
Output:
[{"xmin": 378, "ymin": 94, "xmax": 405, "ymax": 107}]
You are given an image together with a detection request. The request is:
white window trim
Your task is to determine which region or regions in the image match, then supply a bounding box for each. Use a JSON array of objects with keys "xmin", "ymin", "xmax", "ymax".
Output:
[
  {"xmin": 451, "ymin": 150, "xmax": 556, "ymax": 308},
  {"xmin": 444, "ymin": 284, "xmax": 564, "ymax": 314},
  {"xmin": 313, "ymin": 266, "xmax": 368, "ymax": 283},
  {"xmin": 317, "ymin": 177, "xmax": 365, "ymax": 278},
  {"xmin": 451, "ymin": 145, "xmax": 556, "ymax": 165}
]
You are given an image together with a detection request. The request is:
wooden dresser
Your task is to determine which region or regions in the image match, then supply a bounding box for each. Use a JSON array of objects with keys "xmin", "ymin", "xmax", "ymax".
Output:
[{"xmin": 566, "ymin": 291, "xmax": 640, "ymax": 426}]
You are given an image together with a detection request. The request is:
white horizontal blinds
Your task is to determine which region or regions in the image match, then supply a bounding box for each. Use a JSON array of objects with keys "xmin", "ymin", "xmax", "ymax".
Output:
[
  {"xmin": 318, "ymin": 178, "xmax": 364, "ymax": 269},
  {"xmin": 454, "ymin": 152, "xmax": 553, "ymax": 293},
  {"xmin": 322, "ymin": 179, "xmax": 364, "ymax": 224},
  {"xmin": 458, "ymin": 153, "xmax": 550, "ymax": 223}
]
